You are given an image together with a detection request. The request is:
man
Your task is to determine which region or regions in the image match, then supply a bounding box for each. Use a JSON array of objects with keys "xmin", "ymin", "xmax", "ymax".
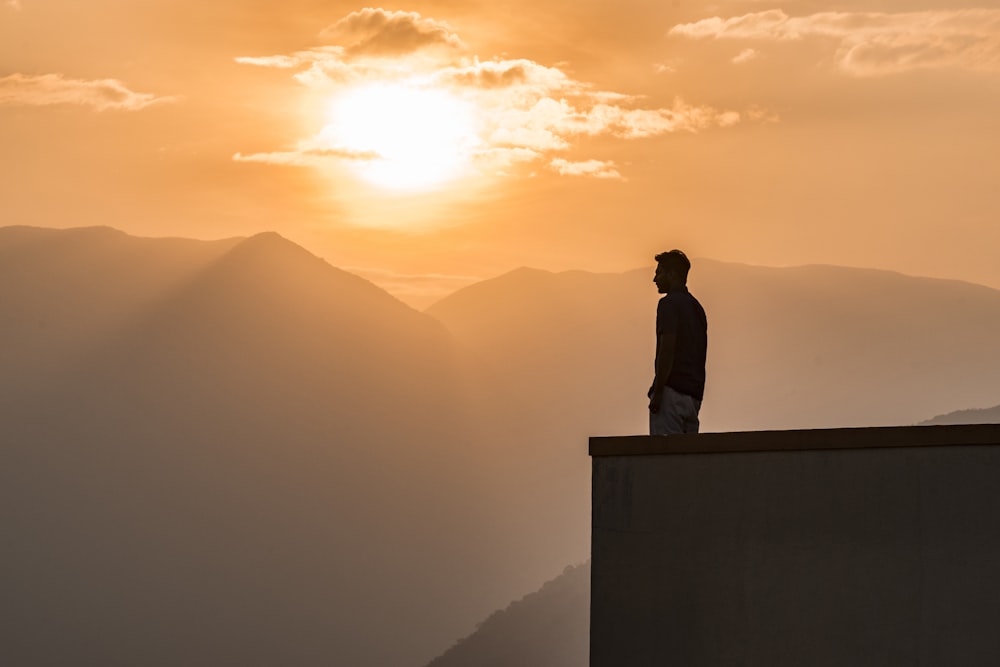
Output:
[{"xmin": 648, "ymin": 249, "xmax": 708, "ymax": 435}]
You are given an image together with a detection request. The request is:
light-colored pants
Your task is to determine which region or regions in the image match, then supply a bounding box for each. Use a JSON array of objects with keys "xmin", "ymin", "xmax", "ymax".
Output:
[{"xmin": 649, "ymin": 385, "xmax": 702, "ymax": 435}]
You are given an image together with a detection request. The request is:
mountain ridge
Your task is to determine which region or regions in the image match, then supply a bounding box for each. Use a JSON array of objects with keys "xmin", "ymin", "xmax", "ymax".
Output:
[
  {"xmin": 428, "ymin": 257, "xmax": 1000, "ymax": 431},
  {"xmin": 425, "ymin": 563, "xmax": 590, "ymax": 667},
  {"xmin": 920, "ymin": 403, "xmax": 1000, "ymax": 426},
  {"xmin": 1, "ymin": 225, "xmax": 497, "ymax": 667}
]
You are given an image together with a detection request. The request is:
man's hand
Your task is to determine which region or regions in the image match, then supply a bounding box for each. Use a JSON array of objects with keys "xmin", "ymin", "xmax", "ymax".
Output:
[
  {"xmin": 650, "ymin": 331, "xmax": 675, "ymax": 414},
  {"xmin": 648, "ymin": 386, "xmax": 663, "ymax": 414}
]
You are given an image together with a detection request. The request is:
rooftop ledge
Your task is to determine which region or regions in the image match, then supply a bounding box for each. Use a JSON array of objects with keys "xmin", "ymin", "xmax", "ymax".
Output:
[{"xmin": 589, "ymin": 423, "xmax": 1000, "ymax": 457}]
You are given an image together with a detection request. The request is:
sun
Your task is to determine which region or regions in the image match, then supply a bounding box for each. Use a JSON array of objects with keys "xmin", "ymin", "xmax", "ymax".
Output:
[{"xmin": 322, "ymin": 83, "xmax": 480, "ymax": 191}]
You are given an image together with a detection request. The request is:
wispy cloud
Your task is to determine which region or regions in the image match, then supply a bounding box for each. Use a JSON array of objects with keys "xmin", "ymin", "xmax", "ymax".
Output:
[
  {"xmin": 233, "ymin": 147, "xmax": 380, "ymax": 167},
  {"xmin": 4, "ymin": 0, "xmax": 22, "ymax": 10},
  {"xmin": 234, "ymin": 129, "xmax": 383, "ymax": 166},
  {"xmin": 549, "ymin": 158, "xmax": 623, "ymax": 180},
  {"xmin": 236, "ymin": 7, "xmax": 758, "ymax": 180},
  {"xmin": 0, "ymin": 73, "xmax": 177, "ymax": 111},
  {"xmin": 670, "ymin": 9, "xmax": 1000, "ymax": 76},
  {"xmin": 732, "ymin": 48, "xmax": 759, "ymax": 64}
]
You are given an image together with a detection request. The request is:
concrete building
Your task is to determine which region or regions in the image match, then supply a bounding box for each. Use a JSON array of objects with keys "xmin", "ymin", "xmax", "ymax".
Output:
[{"xmin": 590, "ymin": 424, "xmax": 1000, "ymax": 666}]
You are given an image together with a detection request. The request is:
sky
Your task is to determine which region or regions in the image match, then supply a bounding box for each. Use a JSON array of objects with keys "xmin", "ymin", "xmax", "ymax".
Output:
[{"xmin": 3, "ymin": 0, "xmax": 999, "ymax": 306}]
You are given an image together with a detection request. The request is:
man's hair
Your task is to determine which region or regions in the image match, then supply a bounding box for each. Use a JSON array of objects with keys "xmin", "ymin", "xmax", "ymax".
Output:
[{"xmin": 655, "ymin": 249, "xmax": 691, "ymax": 281}]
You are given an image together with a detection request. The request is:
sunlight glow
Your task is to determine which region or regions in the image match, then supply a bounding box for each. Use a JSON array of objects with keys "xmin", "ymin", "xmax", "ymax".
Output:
[{"xmin": 323, "ymin": 83, "xmax": 480, "ymax": 191}]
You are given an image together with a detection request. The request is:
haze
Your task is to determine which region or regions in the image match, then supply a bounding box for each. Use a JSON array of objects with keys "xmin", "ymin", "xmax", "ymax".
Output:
[{"xmin": 5, "ymin": 226, "xmax": 1000, "ymax": 666}]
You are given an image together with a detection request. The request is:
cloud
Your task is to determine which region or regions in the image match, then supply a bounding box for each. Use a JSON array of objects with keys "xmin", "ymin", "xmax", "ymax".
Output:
[
  {"xmin": 234, "ymin": 143, "xmax": 380, "ymax": 167},
  {"xmin": 235, "ymin": 8, "xmax": 759, "ymax": 180},
  {"xmin": 232, "ymin": 151, "xmax": 369, "ymax": 167},
  {"xmin": 745, "ymin": 105, "xmax": 780, "ymax": 123},
  {"xmin": 4, "ymin": 0, "xmax": 21, "ymax": 10},
  {"xmin": 732, "ymin": 48, "xmax": 759, "ymax": 64},
  {"xmin": 235, "ymin": 54, "xmax": 320, "ymax": 69},
  {"xmin": 435, "ymin": 59, "xmax": 535, "ymax": 90},
  {"xmin": 471, "ymin": 146, "xmax": 542, "ymax": 171},
  {"xmin": 554, "ymin": 99, "xmax": 741, "ymax": 139},
  {"xmin": 669, "ymin": 9, "xmax": 1000, "ymax": 75},
  {"xmin": 549, "ymin": 158, "xmax": 623, "ymax": 180},
  {"xmin": 670, "ymin": 9, "xmax": 792, "ymax": 40},
  {"xmin": 0, "ymin": 73, "xmax": 176, "ymax": 111},
  {"xmin": 319, "ymin": 8, "xmax": 464, "ymax": 58}
]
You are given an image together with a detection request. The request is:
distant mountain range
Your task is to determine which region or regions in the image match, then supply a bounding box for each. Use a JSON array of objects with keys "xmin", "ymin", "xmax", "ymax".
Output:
[
  {"xmin": 920, "ymin": 403, "xmax": 1000, "ymax": 425},
  {"xmin": 4, "ymin": 225, "xmax": 999, "ymax": 666},
  {"xmin": 429, "ymin": 260, "xmax": 1000, "ymax": 433},
  {"xmin": 425, "ymin": 563, "xmax": 590, "ymax": 667},
  {"xmin": 2, "ymin": 226, "xmax": 492, "ymax": 667}
]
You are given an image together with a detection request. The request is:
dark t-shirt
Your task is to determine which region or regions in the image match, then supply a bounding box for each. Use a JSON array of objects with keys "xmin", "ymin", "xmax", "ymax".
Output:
[{"xmin": 655, "ymin": 287, "xmax": 708, "ymax": 400}]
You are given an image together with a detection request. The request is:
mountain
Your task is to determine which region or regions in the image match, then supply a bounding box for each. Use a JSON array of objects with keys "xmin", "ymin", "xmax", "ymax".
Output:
[
  {"xmin": 427, "ymin": 261, "xmax": 1000, "ymax": 433},
  {"xmin": 0, "ymin": 226, "xmax": 509, "ymax": 667},
  {"xmin": 425, "ymin": 563, "xmax": 590, "ymax": 667},
  {"xmin": 7, "ymin": 226, "xmax": 1000, "ymax": 666},
  {"xmin": 920, "ymin": 403, "xmax": 1000, "ymax": 425}
]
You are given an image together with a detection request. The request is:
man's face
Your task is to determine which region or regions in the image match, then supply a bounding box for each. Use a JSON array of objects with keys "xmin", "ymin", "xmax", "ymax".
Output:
[{"xmin": 653, "ymin": 263, "xmax": 671, "ymax": 294}]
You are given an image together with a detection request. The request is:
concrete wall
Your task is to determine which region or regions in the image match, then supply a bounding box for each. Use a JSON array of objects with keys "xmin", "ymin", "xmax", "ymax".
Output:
[{"xmin": 590, "ymin": 425, "xmax": 1000, "ymax": 667}]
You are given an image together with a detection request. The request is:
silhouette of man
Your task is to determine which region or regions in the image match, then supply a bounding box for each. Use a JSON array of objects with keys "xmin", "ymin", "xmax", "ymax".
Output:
[{"xmin": 648, "ymin": 250, "xmax": 707, "ymax": 435}]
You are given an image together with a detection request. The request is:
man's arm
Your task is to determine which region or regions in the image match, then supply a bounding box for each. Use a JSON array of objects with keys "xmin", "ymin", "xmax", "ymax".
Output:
[{"xmin": 648, "ymin": 332, "xmax": 676, "ymax": 414}]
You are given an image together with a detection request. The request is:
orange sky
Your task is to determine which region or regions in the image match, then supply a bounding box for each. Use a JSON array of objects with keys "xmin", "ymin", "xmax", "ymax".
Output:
[{"xmin": 3, "ymin": 0, "xmax": 1000, "ymax": 306}]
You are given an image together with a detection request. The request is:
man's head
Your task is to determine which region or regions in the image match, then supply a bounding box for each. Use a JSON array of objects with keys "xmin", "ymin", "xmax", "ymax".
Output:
[{"xmin": 653, "ymin": 249, "xmax": 691, "ymax": 294}]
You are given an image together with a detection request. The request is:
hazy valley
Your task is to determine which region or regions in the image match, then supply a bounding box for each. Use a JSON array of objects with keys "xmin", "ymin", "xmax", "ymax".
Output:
[{"xmin": 4, "ymin": 225, "xmax": 1000, "ymax": 666}]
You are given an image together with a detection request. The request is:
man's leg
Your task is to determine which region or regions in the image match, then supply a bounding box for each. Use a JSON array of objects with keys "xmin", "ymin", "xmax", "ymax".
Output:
[
  {"xmin": 649, "ymin": 386, "xmax": 686, "ymax": 435},
  {"xmin": 683, "ymin": 397, "xmax": 702, "ymax": 434},
  {"xmin": 650, "ymin": 387, "xmax": 701, "ymax": 435}
]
